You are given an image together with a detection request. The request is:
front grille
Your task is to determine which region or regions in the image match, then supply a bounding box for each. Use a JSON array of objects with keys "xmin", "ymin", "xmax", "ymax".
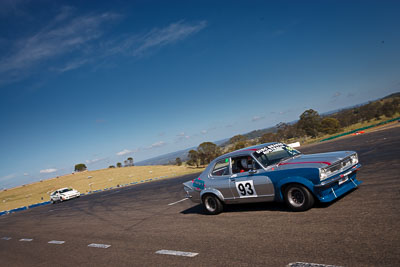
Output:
[{"xmin": 327, "ymin": 156, "xmax": 352, "ymax": 174}]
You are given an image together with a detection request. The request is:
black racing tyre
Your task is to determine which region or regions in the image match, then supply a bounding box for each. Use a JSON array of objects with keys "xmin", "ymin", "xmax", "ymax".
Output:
[
  {"xmin": 202, "ymin": 194, "xmax": 223, "ymax": 215},
  {"xmin": 284, "ymin": 184, "xmax": 314, "ymax": 212}
]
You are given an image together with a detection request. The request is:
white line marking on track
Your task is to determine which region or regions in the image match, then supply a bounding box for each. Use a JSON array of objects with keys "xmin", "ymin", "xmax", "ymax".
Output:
[
  {"xmin": 88, "ymin": 243, "xmax": 111, "ymax": 248},
  {"xmin": 168, "ymin": 198, "xmax": 188, "ymax": 206},
  {"xmin": 287, "ymin": 262, "xmax": 343, "ymax": 267},
  {"xmin": 48, "ymin": 240, "xmax": 65, "ymax": 244},
  {"xmin": 19, "ymin": 238, "xmax": 33, "ymax": 242},
  {"xmin": 1, "ymin": 237, "xmax": 11, "ymax": 240},
  {"xmin": 156, "ymin": 249, "xmax": 198, "ymax": 257}
]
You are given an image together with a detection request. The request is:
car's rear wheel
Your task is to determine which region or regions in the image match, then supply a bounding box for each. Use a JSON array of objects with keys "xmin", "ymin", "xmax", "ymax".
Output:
[
  {"xmin": 203, "ymin": 194, "xmax": 223, "ymax": 215},
  {"xmin": 284, "ymin": 184, "xmax": 314, "ymax": 211}
]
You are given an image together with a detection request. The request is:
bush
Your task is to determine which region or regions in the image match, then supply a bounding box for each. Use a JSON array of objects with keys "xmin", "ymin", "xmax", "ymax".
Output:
[{"xmin": 74, "ymin": 163, "xmax": 87, "ymax": 172}]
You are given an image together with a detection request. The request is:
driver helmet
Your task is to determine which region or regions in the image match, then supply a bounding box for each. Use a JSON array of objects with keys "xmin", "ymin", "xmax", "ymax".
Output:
[{"xmin": 241, "ymin": 158, "xmax": 248, "ymax": 169}]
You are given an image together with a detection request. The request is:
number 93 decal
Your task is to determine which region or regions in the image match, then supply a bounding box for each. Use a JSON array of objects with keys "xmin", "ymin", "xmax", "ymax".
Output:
[{"xmin": 235, "ymin": 180, "xmax": 257, "ymax": 198}]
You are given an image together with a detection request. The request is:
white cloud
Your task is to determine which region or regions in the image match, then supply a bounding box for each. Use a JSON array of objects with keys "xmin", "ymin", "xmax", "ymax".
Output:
[
  {"xmin": 149, "ymin": 141, "xmax": 166, "ymax": 148},
  {"xmin": 0, "ymin": 11, "xmax": 206, "ymax": 86},
  {"xmin": 176, "ymin": 132, "xmax": 190, "ymax": 142},
  {"xmin": 0, "ymin": 173, "xmax": 16, "ymax": 181},
  {"xmin": 40, "ymin": 168, "xmax": 58, "ymax": 174},
  {"xmin": 116, "ymin": 149, "xmax": 133, "ymax": 156},
  {"xmin": 201, "ymin": 130, "xmax": 207, "ymax": 135},
  {"xmin": 133, "ymin": 20, "xmax": 207, "ymax": 56},
  {"xmin": 55, "ymin": 58, "xmax": 89, "ymax": 73},
  {"xmin": 85, "ymin": 158, "xmax": 107, "ymax": 164},
  {"xmin": 0, "ymin": 9, "xmax": 120, "ymax": 83},
  {"xmin": 23, "ymin": 173, "xmax": 29, "ymax": 176},
  {"xmin": 252, "ymin": 115, "xmax": 265, "ymax": 122}
]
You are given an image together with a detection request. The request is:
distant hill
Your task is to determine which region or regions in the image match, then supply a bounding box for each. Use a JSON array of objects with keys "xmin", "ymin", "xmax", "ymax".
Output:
[
  {"xmin": 135, "ymin": 147, "xmax": 194, "ymax": 166},
  {"xmin": 383, "ymin": 92, "xmax": 400, "ymax": 99},
  {"xmin": 136, "ymin": 92, "xmax": 399, "ymax": 165},
  {"xmin": 136, "ymin": 138, "xmax": 229, "ymax": 166}
]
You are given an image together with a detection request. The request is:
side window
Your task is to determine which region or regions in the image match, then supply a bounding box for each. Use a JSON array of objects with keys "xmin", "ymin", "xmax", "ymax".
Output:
[
  {"xmin": 232, "ymin": 156, "xmax": 261, "ymax": 174},
  {"xmin": 211, "ymin": 159, "xmax": 230, "ymax": 176}
]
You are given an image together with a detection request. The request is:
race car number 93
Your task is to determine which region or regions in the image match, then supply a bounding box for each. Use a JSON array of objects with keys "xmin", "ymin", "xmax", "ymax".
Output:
[{"xmin": 235, "ymin": 180, "xmax": 257, "ymax": 197}]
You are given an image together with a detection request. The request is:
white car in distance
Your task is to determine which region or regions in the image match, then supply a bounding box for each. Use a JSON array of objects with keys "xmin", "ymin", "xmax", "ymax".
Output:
[{"xmin": 50, "ymin": 188, "xmax": 80, "ymax": 203}]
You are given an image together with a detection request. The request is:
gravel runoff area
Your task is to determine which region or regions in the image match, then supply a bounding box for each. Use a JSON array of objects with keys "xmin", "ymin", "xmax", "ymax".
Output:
[{"xmin": 0, "ymin": 126, "xmax": 399, "ymax": 266}]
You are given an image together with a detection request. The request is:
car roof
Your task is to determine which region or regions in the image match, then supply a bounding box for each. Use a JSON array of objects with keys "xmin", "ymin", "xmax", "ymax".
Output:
[
  {"xmin": 215, "ymin": 142, "xmax": 279, "ymax": 161},
  {"xmin": 57, "ymin": 187, "xmax": 71, "ymax": 191}
]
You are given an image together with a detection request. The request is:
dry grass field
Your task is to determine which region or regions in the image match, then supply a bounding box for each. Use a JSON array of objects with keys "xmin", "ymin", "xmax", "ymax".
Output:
[{"xmin": 0, "ymin": 165, "xmax": 203, "ymax": 212}]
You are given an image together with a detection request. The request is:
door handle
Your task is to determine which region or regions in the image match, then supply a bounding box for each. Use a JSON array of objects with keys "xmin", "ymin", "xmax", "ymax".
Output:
[{"xmin": 230, "ymin": 178, "xmax": 235, "ymax": 182}]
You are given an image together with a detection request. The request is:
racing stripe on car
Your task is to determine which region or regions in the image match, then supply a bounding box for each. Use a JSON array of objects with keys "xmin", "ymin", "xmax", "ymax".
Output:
[{"xmin": 278, "ymin": 161, "xmax": 331, "ymax": 166}]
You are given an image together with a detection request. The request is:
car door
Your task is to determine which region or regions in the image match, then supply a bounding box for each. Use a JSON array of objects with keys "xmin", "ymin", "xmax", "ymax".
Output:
[
  {"xmin": 53, "ymin": 191, "xmax": 60, "ymax": 201},
  {"xmin": 229, "ymin": 156, "xmax": 274, "ymax": 203},
  {"xmin": 208, "ymin": 158, "xmax": 236, "ymax": 201}
]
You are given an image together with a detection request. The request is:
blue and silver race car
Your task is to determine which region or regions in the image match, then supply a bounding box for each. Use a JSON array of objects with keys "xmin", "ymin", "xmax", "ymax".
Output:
[{"xmin": 183, "ymin": 142, "xmax": 362, "ymax": 214}]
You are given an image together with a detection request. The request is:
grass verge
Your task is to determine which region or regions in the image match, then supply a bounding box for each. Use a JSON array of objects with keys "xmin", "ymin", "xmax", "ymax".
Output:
[{"xmin": 0, "ymin": 165, "xmax": 204, "ymax": 212}]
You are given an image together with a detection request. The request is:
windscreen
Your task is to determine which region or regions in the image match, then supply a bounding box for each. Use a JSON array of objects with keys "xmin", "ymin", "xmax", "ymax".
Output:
[
  {"xmin": 59, "ymin": 188, "xmax": 72, "ymax": 193},
  {"xmin": 253, "ymin": 143, "xmax": 300, "ymax": 167}
]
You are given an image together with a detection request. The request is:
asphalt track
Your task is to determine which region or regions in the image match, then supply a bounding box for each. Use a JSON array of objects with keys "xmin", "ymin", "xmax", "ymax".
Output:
[{"xmin": 1, "ymin": 127, "xmax": 399, "ymax": 266}]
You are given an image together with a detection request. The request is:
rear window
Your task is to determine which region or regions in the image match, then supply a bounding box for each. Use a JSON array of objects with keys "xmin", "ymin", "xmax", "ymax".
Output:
[{"xmin": 211, "ymin": 159, "xmax": 230, "ymax": 176}]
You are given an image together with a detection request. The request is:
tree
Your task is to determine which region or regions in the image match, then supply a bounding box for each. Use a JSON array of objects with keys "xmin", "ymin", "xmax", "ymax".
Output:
[
  {"xmin": 197, "ymin": 142, "xmax": 221, "ymax": 165},
  {"xmin": 74, "ymin": 163, "xmax": 87, "ymax": 172},
  {"xmin": 320, "ymin": 117, "xmax": 341, "ymax": 134},
  {"xmin": 176, "ymin": 157, "xmax": 182, "ymax": 166},
  {"xmin": 233, "ymin": 141, "xmax": 247, "ymax": 150},
  {"xmin": 259, "ymin": 132, "xmax": 278, "ymax": 143},
  {"xmin": 229, "ymin": 134, "xmax": 247, "ymax": 144},
  {"xmin": 127, "ymin": 157, "xmax": 134, "ymax": 166},
  {"xmin": 381, "ymin": 101, "xmax": 397, "ymax": 117},
  {"xmin": 109, "ymin": 165, "xmax": 115, "ymax": 168},
  {"xmin": 116, "ymin": 162, "xmax": 122, "ymax": 168},
  {"xmin": 187, "ymin": 150, "xmax": 200, "ymax": 167},
  {"xmin": 297, "ymin": 109, "xmax": 322, "ymax": 138}
]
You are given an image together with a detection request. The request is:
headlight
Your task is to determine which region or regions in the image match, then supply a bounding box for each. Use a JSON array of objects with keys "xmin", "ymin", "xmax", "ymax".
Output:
[
  {"xmin": 319, "ymin": 168, "xmax": 328, "ymax": 181},
  {"xmin": 350, "ymin": 153, "xmax": 358, "ymax": 165}
]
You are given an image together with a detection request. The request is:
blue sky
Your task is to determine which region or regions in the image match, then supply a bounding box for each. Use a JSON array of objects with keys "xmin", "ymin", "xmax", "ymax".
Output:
[{"xmin": 1, "ymin": 0, "xmax": 399, "ymax": 189}]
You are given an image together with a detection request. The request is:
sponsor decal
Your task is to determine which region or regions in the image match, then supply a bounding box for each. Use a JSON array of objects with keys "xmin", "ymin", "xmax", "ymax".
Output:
[
  {"xmin": 193, "ymin": 178, "xmax": 205, "ymax": 190},
  {"xmin": 256, "ymin": 143, "xmax": 284, "ymax": 154}
]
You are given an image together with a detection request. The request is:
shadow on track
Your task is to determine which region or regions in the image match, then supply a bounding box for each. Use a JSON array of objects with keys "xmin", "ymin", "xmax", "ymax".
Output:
[{"xmin": 179, "ymin": 192, "xmax": 356, "ymax": 215}]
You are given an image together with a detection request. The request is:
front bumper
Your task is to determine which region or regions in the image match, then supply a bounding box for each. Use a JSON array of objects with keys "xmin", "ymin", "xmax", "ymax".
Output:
[
  {"xmin": 62, "ymin": 193, "xmax": 80, "ymax": 200},
  {"xmin": 315, "ymin": 163, "xmax": 362, "ymax": 202}
]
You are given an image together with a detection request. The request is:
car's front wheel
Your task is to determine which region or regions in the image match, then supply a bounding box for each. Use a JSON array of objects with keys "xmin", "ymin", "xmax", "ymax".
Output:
[
  {"xmin": 202, "ymin": 194, "xmax": 223, "ymax": 215},
  {"xmin": 284, "ymin": 184, "xmax": 314, "ymax": 211}
]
